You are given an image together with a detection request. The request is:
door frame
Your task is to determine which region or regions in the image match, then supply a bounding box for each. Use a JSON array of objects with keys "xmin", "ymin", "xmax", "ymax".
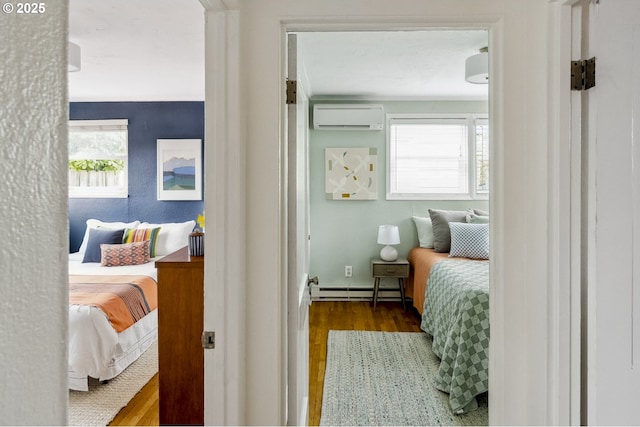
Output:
[
  {"xmin": 285, "ymin": 32, "xmax": 312, "ymax": 426},
  {"xmin": 199, "ymin": 2, "xmax": 578, "ymax": 425},
  {"xmin": 201, "ymin": 1, "xmax": 245, "ymax": 425},
  {"xmin": 548, "ymin": 1, "xmax": 585, "ymax": 424},
  {"xmin": 548, "ymin": 1, "xmax": 596, "ymax": 424},
  {"xmin": 280, "ymin": 19, "xmax": 501, "ymax": 423}
]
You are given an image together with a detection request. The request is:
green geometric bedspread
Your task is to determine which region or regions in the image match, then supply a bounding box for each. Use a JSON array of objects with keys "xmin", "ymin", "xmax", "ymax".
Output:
[{"xmin": 420, "ymin": 259, "xmax": 490, "ymax": 414}]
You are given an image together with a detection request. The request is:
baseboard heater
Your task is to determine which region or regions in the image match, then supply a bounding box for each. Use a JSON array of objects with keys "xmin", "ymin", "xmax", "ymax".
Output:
[{"xmin": 311, "ymin": 286, "xmax": 412, "ymax": 303}]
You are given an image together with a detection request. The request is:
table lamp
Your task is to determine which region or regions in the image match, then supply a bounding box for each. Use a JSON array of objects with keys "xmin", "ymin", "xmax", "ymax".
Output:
[{"xmin": 377, "ymin": 225, "xmax": 400, "ymax": 261}]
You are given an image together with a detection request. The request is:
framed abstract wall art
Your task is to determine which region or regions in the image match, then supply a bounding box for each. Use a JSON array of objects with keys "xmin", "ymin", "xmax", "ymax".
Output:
[
  {"xmin": 157, "ymin": 139, "xmax": 202, "ymax": 201},
  {"xmin": 325, "ymin": 147, "xmax": 377, "ymax": 200}
]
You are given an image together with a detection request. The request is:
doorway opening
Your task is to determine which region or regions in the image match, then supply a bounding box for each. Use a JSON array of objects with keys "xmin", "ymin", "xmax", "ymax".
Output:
[
  {"xmin": 287, "ymin": 28, "xmax": 491, "ymax": 425},
  {"xmin": 66, "ymin": 1, "xmax": 206, "ymax": 424}
]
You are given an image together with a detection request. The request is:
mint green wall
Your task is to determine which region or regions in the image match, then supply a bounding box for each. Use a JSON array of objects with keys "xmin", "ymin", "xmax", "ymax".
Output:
[{"xmin": 309, "ymin": 100, "xmax": 489, "ymax": 290}]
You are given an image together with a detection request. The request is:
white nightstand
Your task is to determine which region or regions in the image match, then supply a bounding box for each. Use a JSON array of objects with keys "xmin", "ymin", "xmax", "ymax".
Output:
[{"xmin": 370, "ymin": 258, "xmax": 410, "ymax": 311}]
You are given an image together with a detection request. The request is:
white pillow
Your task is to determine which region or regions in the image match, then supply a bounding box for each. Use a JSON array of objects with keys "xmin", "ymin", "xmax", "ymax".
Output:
[
  {"xmin": 411, "ymin": 216, "xmax": 434, "ymax": 249},
  {"xmin": 139, "ymin": 220, "xmax": 196, "ymax": 257},
  {"xmin": 449, "ymin": 222, "xmax": 489, "ymax": 259},
  {"xmin": 77, "ymin": 219, "xmax": 141, "ymax": 256}
]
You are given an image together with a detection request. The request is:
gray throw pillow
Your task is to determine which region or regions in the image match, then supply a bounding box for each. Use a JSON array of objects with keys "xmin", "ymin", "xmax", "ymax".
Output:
[{"xmin": 428, "ymin": 208, "xmax": 468, "ymax": 253}]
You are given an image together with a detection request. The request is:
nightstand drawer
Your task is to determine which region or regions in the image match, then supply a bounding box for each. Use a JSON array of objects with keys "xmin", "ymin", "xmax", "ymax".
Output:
[{"xmin": 372, "ymin": 262, "xmax": 410, "ymax": 278}]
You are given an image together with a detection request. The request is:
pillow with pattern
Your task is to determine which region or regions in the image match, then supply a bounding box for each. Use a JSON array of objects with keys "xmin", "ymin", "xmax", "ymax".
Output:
[
  {"xmin": 100, "ymin": 240, "xmax": 151, "ymax": 267},
  {"xmin": 123, "ymin": 227, "xmax": 161, "ymax": 257},
  {"xmin": 449, "ymin": 222, "xmax": 489, "ymax": 259}
]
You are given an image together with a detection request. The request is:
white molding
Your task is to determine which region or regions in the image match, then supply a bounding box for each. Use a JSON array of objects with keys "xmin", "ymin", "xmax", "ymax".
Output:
[
  {"xmin": 312, "ymin": 290, "xmax": 409, "ymax": 302},
  {"xmin": 546, "ymin": 2, "xmax": 577, "ymax": 425},
  {"xmin": 201, "ymin": 3, "xmax": 245, "ymax": 426},
  {"xmin": 199, "ymin": 0, "xmax": 239, "ymax": 12},
  {"xmin": 486, "ymin": 19, "xmax": 505, "ymax": 426}
]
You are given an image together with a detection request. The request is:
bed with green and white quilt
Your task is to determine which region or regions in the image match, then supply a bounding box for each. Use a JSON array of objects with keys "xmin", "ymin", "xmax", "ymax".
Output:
[{"xmin": 420, "ymin": 258, "xmax": 489, "ymax": 414}]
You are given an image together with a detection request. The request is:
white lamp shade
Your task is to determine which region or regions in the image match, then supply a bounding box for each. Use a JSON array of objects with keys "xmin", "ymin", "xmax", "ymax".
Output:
[
  {"xmin": 377, "ymin": 225, "xmax": 400, "ymax": 245},
  {"xmin": 465, "ymin": 52, "xmax": 488, "ymax": 84}
]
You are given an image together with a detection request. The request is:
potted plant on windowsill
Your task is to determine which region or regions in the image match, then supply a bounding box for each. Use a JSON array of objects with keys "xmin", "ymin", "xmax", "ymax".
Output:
[{"xmin": 68, "ymin": 159, "xmax": 124, "ymax": 187}]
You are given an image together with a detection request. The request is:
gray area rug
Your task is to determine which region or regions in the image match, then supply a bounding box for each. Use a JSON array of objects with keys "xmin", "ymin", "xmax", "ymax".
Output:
[
  {"xmin": 320, "ymin": 330, "xmax": 488, "ymax": 426},
  {"xmin": 68, "ymin": 341, "xmax": 158, "ymax": 426}
]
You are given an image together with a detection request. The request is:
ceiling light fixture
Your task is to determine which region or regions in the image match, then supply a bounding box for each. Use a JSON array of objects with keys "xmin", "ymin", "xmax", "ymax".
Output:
[
  {"xmin": 465, "ymin": 47, "xmax": 488, "ymax": 84},
  {"xmin": 68, "ymin": 42, "xmax": 81, "ymax": 72}
]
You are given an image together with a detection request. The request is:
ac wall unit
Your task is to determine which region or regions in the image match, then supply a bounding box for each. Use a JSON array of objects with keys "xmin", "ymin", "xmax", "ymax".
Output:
[{"xmin": 313, "ymin": 104, "xmax": 384, "ymax": 131}]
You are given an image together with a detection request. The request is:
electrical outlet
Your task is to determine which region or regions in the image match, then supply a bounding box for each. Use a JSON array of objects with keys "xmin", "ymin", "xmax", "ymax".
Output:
[{"xmin": 345, "ymin": 265, "xmax": 353, "ymax": 277}]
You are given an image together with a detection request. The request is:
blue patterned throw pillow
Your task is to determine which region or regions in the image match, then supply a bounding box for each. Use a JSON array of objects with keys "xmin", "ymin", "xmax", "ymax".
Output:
[{"xmin": 448, "ymin": 222, "xmax": 489, "ymax": 259}]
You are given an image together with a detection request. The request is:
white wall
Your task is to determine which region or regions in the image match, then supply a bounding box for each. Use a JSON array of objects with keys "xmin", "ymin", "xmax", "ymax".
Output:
[
  {"xmin": 0, "ymin": 4, "xmax": 69, "ymax": 425},
  {"xmin": 236, "ymin": 0, "xmax": 556, "ymax": 425}
]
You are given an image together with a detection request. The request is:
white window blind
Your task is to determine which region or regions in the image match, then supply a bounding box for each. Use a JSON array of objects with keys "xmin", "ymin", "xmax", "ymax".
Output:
[{"xmin": 386, "ymin": 114, "xmax": 488, "ymax": 200}]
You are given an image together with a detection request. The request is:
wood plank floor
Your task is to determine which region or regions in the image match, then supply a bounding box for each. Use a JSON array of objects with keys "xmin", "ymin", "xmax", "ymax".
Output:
[
  {"xmin": 108, "ymin": 300, "xmax": 422, "ymax": 426},
  {"xmin": 109, "ymin": 373, "xmax": 159, "ymax": 426},
  {"xmin": 308, "ymin": 301, "xmax": 423, "ymax": 426}
]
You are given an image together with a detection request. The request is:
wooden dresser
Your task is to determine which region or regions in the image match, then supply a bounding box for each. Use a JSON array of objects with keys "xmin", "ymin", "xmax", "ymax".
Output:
[{"xmin": 155, "ymin": 246, "xmax": 204, "ymax": 425}]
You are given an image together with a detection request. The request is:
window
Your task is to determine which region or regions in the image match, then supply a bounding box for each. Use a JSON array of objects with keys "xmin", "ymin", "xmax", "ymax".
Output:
[
  {"xmin": 475, "ymin": 118, "xmax": 489, "ymax": 194},
  {"xmin": 386, "ymin": 114, "xmax": 489, "ymax": 200},
  {"xmin": 68, "ymin": 119, "xmax": 128, "ymax": 198}
]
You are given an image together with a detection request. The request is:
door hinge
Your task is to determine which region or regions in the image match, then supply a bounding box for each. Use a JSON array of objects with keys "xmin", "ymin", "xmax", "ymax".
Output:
[
  {"xmin": 571, "ymin": 57, "xmax": 596, "ymax": 91},
  {"xmin": 202, "ymin": 331, "xmax": 215, "ymax": 349},
  {"xmin": 307, "ymin": 276, "xmax": 318, "ymax": 306},
  {"xmin": 286, "ymin": 80, "xmax": 297, "ymax": 104}
]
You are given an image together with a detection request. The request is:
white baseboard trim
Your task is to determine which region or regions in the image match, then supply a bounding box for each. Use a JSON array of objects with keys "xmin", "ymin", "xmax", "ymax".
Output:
[{"xmin": 311, "ymin": 285, "xmax": 410, "ymax": 302}]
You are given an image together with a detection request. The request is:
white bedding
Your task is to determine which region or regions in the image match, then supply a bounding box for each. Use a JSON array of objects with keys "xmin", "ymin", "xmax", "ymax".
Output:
[
  {"xmin": 68, "ymin": 252, "xmax": 158, "ymax": 280},
  {"xmin": 68, "ymin": 253, "xmax": 159, "ymax": 391}
]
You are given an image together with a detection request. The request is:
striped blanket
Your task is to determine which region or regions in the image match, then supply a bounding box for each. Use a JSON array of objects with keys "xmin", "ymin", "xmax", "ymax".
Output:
[{"xmin": 69, "ymin": 275, "xmax": 158, "ymax": 332}]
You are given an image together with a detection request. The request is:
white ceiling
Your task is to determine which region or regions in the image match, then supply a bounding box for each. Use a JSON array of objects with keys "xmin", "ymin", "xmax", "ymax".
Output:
[
  {"xmin": 298, "ymin": 31, "xmax": 489, "ymax": 101},
  {"xmin": 68, "ymin": 1, "xmax": 488, "ymax": 102},
  {"xmin": 68, "ymin": 0, "xmax": 205, "ymax": 102}
]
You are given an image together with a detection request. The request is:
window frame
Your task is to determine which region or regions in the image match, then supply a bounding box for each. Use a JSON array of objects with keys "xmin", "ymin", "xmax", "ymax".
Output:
[
  {"xmin": 385, "ymin": 113, "xmax": 489, "ymax": 201},
  {"xmin": 68, "ymin": 119, "xmax": 129, "ymax": 199},
  {"xmin": 474, "ymin": 117, "xmax": 490, "ymax": 196}
]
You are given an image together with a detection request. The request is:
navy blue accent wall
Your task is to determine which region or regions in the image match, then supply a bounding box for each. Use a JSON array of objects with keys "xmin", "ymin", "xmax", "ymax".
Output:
[{"xmin": 69, "ymin": 102, "xmax": 205, "ymax": 252}]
